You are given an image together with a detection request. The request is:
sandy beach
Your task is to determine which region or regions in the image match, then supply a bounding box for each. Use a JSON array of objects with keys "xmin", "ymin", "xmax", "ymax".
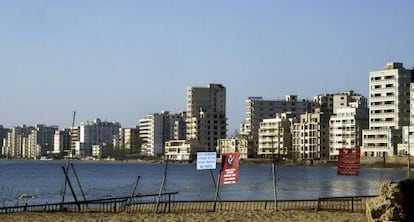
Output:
[{"xmin": 0, "ymin": 210, "xmax": 367, "ymax": 222}]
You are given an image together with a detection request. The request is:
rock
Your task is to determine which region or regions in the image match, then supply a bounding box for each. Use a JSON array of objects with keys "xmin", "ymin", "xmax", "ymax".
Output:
[{"xmin": 366, "ymin": 178, "xmax": 414, "ymax": 222}]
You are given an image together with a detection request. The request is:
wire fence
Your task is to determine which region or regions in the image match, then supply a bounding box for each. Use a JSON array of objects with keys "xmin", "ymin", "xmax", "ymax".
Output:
[
  {"xmin": 0, "ymin": 193, "xmax": 373, "ymax": 214},
  {"xmin": 0, "ymin": 159, "xmax": 410, "ymax": 215}
]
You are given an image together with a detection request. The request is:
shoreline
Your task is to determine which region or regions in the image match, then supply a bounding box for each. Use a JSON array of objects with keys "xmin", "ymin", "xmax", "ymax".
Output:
[{"xmin": 0, "ymin": 157, "xmax": 411, "ymax": 170}]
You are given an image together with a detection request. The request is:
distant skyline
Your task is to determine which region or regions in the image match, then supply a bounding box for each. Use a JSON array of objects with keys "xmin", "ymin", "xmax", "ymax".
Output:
[{"xmin": 1, "ymin": 1, "xmax": 414, "ymax": 132}]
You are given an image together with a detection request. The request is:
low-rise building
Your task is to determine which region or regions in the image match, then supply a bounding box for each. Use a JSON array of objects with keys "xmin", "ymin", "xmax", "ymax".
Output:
[{"xmin": 217, "ymin": 138, "xmax": 248, "ymax": 159}]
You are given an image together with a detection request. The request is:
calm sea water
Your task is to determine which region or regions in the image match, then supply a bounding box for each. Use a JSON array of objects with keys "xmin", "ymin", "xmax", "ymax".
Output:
[{"xmin": 0, "ymin": 160, "xmax": 408, "ymax": 207}]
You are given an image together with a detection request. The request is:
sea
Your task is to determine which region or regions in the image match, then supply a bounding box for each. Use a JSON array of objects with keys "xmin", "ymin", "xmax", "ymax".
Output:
[{"xmin": 0, "ymin": 160, "xmax": 408, "ymax": 207}]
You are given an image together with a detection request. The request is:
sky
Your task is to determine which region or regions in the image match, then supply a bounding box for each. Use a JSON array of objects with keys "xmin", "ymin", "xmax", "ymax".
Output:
[{"xmin": 1, "ymin": 1, "xmax": 414, "ymax": 133}]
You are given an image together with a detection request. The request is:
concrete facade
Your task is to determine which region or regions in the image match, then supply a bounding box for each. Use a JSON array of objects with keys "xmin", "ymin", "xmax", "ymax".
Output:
[
  {"xmin": 257, "ymin": 113, "xmax": 293, "ymax": 159},
  {"xmin": 291, "ymin": 108, "xmax": 330, "ymax": 160},
  {"xmin": 77, "ymin": 119, "xmax": 121, "ymax": 157},
  {"xmin": 53, "ymin": 129, "xmax": 71, "ymax": 154},
  {"xmin": 240, "ymin": 95, "xmax": 313, "ymax": 156},
  {"xmin": 186, "ymin": 84, "xmax": 226, "ymax": 152},
  {"xmin": 217, "ymin": 138, "xmax": 248, "ymax": 159},
  {"xmin": 362, "ymin": 62, "xmax": 414, "ymax": 157},
  {"xmin": 329, "ymin": 91, "xmax": 369, "ymax": 159}
]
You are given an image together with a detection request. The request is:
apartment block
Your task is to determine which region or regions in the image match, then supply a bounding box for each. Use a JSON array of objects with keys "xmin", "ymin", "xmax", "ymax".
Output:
[
  {"xmin": 114, "ymin": 127, "xmax": 139, "ymax": 150},
  {"xmin": 76, "ymin": 118, "xmax": 121, "ymax": 157},
  {"xmin": 139, "ymin": 111, "xmax": 185, "ymax": 156},
  {"xmin": 53, "ymin": 129, "xmax": 71, "ymax": 155},
  {"xmin": 27, "ymin": 125, "xmax": 58, "ymax": 157},
  {"xmin": 329, "ymin": 91, "xmax": 369, "ymax": 159},
  {"xmin": 257, "ymin": 113, "xmax": 293, "ymax": 159},
  {"xmin": 0, "ymin": 125, "xmax": 9, "ymax": 155},
  {"xmin": 2, "ymin": 126, "xmax": 33, "ymax": 158},
  {"xmin": 240, "ymin": 95, "xmax": 313, "ymax": 156},
  {"xmin": 397, "ymin": 82, "xmax": 414, "ymax": 156},
  {"xmin": 292, "ymin": 108, "xmax": 330, "ymax": 160},
  {"xmin": 186, "ymin": 84, "xmax": 226, "ymax": 152},
  {"xmin": 164, "ymin": 140, "xmax": 192, "ymax": 161},
  {"xmin": 217, "ymin": 138, "xmax": 248, "ymax": 159},
  {"xmin": 362, "ymin": 62, "xmax": 414, "ymax": 157}
]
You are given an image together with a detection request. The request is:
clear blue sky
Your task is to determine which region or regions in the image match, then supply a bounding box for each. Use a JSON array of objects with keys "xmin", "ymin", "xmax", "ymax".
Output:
[{"xmin": 1, "ymin": 1, "xmax": 413, "ymax": 133}]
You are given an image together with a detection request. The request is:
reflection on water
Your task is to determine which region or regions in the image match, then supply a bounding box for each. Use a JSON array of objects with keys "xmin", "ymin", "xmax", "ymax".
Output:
[{"xmin": 0, "ymin": 160, "xmax": 407, "ymax": 206}]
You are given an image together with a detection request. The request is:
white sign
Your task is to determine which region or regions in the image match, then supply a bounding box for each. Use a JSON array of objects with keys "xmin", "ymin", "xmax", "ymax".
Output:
[{"xmin": 196, "ymin": 152, "xmax": 217, "ymax": 170}]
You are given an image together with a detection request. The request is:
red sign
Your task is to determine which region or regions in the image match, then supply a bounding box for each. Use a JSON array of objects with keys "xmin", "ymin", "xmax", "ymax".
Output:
[
  {"xmin": 337, "ymin": 148, "xmax": 360, "ymax": 176},
  {"xmin": 220, "ymin": 153, "xmax": 240, "ymax": 185}
]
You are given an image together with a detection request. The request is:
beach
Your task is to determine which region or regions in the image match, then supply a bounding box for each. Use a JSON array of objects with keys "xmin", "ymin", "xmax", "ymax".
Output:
[{"xmin": 0, "ymin": 210, "xmax": 367, "ymax": 222}]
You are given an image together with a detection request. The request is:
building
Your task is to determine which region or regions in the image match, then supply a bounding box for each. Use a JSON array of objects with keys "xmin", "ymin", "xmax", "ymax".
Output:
[
  {"xmin": 362, "ymin": 63, "xmax": 414, "ymax": 157},
  {"xmin": 53, "ymin": 129, "xmax": 71, "ymax": 155},
  {"xmin": 217, "ymin": 138, "xmax": 248, "ymax": 159},
  {"xmin": 139, "ymin": 111, "xmax": 186, "ymax": 156},
  {"xmin": 186, "ymin": 84, "xmax": 226, "ymax": 152},
  {"xmin": 2, "ymin": 126, "xmax": 33, "ymax": 158},
  {"xmin": 397, "ymin": 82, "xmax": 414, "ymax": 156},
  {"xmin": 27, "ymin": 125, "xmax": 58, "ymax": 157},
  {"xmin": 164, "ymin": 140, "xmax": 192, "ymax": 161},
  {"xmin": 0, "ymin": 125, "xmax": 9, "ymax": 155},
  {"xmin": 292, "ymin": 108, "xmax": 330, "ymax": 160},
  {"xmin": 257, "ymin": 113, "xmax": 293, "ymax": 159},
  {"xmin": 239, "ymin": 95, "xmax": 313, "ymax": 156},
  {"xmin": 75, "ymin": 118, "xmax": 121, "ymax": 157},
  {"xmin": 329, "ymin": 91, "xmax": 369, "ymax": 160},
  {"xmin": 69, "ymin": 126, "xmax": 80, "ymax": 158},
  {"xmin": 114, "ymin": 127, "xmax": 140, "ymax": 150}
]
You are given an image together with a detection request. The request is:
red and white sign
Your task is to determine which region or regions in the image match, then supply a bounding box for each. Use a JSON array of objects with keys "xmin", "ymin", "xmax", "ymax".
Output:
[
  {"xmin": 337, "ymin": 148, "xmax": 360, "ymax": 176},
  {"xmin": 220, "ymin": 153, "xmax": 240, "ymax": 185}
]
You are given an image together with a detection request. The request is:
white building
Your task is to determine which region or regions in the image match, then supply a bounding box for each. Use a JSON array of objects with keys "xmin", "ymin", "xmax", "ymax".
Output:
[
  {"xmin": 164, "ymin": 140, "xmax": 192, "ymax": 161},
  {"xmin": 53, "ymin": 129, "xmax": 71, "ymax": 154},
  {"xmin": 362, "ymin": 63, "xmax": 413, "ymax": 157},
  {"xmin": 257, "ymin": 113, "xmax": 293, "ymax": 159},
  {"xmin": 292, "ymin": 108, "xmax": 330, "ymax": 160},
  {"xmin": 240, "ymin": 95, "xmax": 313, "ymax": 155},
  {"xmin": 186, "ymin": 84, "xmax": 226, "ymax": 152},
  {"xmin": 139, "ymin": 111, "xmax": 185, "ymax": 157},
  {"xmin": 27, "ymin": 125, "xmax": 58, "ymax": 157},
  {"xmin": 329, "ymin": 91, "xmax": 369, "ymax": 160},
  {"xmin": 76, "ymin": 119, "xmax": 121, "ymax": 157}
]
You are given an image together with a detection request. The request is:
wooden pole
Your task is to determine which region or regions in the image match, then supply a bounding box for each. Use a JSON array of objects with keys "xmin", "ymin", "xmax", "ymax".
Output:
[
  {"xmin": 71, "ymin": 163, "xmax": 87, "ymax": 202},
  {"xmin": 213, "ymin": 170, "xmax": 221, "ymax": 212},
  {"xmin": 60, "ymin": 161, "xmax": 70, "ymax": 207},
  {"xmin": 61, "ymin": 166, "xmax": 80, "ymax": 211},
  {"xmin": 155, "ymin": 156, "xmax": 168, "ymax": 213},
  {"xmin": 210, "ymin": 169, "xmax": 221, "ymax": 201},
  {"xmin": 127, "ymin": 176, "xmax": 141, "ymax": 206}
]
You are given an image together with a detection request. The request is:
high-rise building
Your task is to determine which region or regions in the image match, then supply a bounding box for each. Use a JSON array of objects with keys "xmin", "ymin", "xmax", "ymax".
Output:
[
  {"xmin": 53, "ymin": 129, "xmax": 71, "ymax": 155},
  {"xmin": 239, "ymin": 95, "xmax": 313, "ymax": 156},
  {"xmin": 292, "ymin": 108, "xmax": 330, "ymax": 160},
  {"xmin": 362, "ymin": 62, "xmax": 414, "ymax": 157},
  {"xmin": 0, "ymin": 125, "xmax": 9, "ymax": 155},
  {"xmin": 329, "ymin": 91, "xmax": 369, "ymax": 159},
  {"xmin": 76, "ymin": 118, "xmax": 121, "ymax": 157},
  {"xmin": 139, "ymin": 111, "xmax": 185, "ymax": 156},
  {"xmin": 27, "ymin": 124, "xmax": 58, "ymax": 157},
  {"xmin": 257, "ymin": 112, "xmax": 293, "ymax": 159},
  {"xmin": 2, "ymin": 126, "xmax": 33, "ymax": 158},
  {"xmin": 186, "ymin": 84, "xmax": 226, "ymax": 152},
  {"xmin": 114, "ymin": 127, "xmax": 139, "ymax": 150}
]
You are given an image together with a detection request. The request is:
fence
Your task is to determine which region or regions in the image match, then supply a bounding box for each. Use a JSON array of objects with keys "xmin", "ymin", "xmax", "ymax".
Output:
[{"xmin": 0, "ymin": 193, "xmax": 374, "ymax": 214}]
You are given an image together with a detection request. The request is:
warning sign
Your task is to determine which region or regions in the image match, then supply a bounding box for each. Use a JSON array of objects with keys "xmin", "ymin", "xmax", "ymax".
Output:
[
  {"xmin": 220, "ymin": 153, "xmax": 240, "ymax": 185},
  {"xmin": 337, "ymin": 148, "xmax": 360, "ymax": 176}
]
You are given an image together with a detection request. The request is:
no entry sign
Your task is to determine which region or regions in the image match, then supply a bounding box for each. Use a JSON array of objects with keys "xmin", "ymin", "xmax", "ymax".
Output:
[
  {"xmin": 337, "ymin": 148, "xmax": 360, "ymax": 176},
  {"xmin": 220, "ymin": 153, "xmax": 240, "ymax": 185}
]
